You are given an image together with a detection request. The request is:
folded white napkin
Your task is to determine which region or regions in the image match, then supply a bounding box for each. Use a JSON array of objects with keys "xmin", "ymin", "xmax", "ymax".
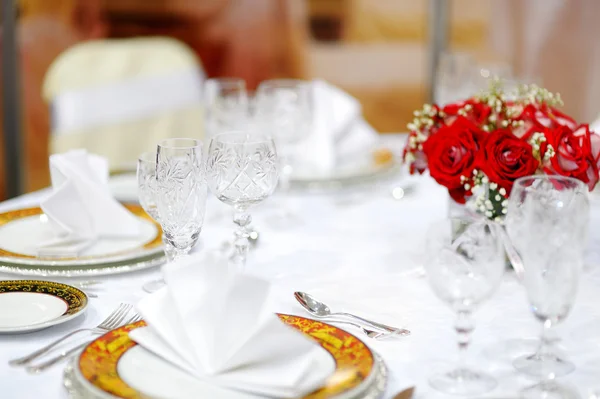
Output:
[
  {"xmin": 301, "ymin": 80, "xmax": 379, "ymax": 175},
  {"xmin": 38, "ymin": 149, "xmax": 141, "ymax": 256},
  {"xmin": 130, "ymin": 253, "xmax": 334, "ymax": 398}
]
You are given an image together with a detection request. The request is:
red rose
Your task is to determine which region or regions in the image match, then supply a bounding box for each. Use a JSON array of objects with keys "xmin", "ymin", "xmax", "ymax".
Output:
[
  {"xmin": 513, "ymin": 104, "xmax": 549, "ymax": 140},
  {"xmin": 423, "ymin": 117, "xmax": 487, "ymax": 203},
  {"xmin": 478, "ymin": 129, "xmax": 540, "ymax": 194},
  {"xmin": 465, "ymin": 99, "xmax": 493, "ymax": 125},
  {"xmin": 542, "ymin": 105, "xmax": 577, "ymax": 129},
  {"xmin": 545, "ymin": 124, "xmax": 599, "ymax": 190},
  {"xmin": 514, "ymin": 104, "xmax": 577, "ymax": 140},
  {"xmin": 443, "ymin": 99, "xmax": 492, "ymax": 126}
]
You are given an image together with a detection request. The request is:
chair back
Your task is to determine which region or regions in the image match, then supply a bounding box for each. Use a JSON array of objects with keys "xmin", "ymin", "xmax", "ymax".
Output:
[{"xmin": 43, "ymin": 37, "xmax": 206, "ymax": 170}]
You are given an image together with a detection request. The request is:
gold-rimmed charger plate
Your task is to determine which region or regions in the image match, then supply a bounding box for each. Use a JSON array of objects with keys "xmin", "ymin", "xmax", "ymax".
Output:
[
  {"xmin": 0, "ymin": 204, "xmax": 163, "ymax": 268},
  {"xmin": 64, "ymin": 315, "xmax": 386, "ymax": 399},
  {"xmin": 0, "ymin": 280, "xmax": 88, "ymax": 333},
  {"xmin": 290, "ymin": 152, "xmax": 407, "ymax": 192}
]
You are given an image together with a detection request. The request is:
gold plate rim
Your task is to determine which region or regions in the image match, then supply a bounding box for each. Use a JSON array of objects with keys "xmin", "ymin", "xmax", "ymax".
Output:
[
  {"xmin": 0, "ymin": 203, "xmax": 162, "ymax": 264},
  {"xmin": 76, "ymin": 314, "xmax": 376, "ymax": 399}
]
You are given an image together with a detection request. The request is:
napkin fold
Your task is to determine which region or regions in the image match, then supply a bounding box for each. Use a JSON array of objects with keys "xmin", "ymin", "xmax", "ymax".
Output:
[
  {"xmin": 38, "ymin": 149, "xmax": 140, "ymax": 256},
  {"xmin": 302, "ymin": 80, "xmax": 379, "ymax": 174},
  {"xmin": 130, "ymin": 253, "xmax": 334, "ymax": 398}
]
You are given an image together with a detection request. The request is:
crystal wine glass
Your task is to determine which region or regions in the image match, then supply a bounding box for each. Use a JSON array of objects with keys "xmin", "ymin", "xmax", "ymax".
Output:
[
  {"xmin": 204, "ymin": 78, "xmax": 249, "ymax": 138},
  {"xmin": 254, "ymin": 79, "xmax": 311, "ymax": 217},
  {"xmin": 425, "ymin": 218, "xmax": 506, "ymax": 395},
  {"xmin": 505, "ymin": 175, "xmax": 589, "ymax": 379},
  {"xmin": 155, "ymin": 138, "xmax": 208, "ymax": 259},
  {"xmin": 206, "ymin": 131, "xmax": 278, "ymax": 267},
  {"xmin": 137, "ymin": 152, "xmax": 177, "ymax": 293}
]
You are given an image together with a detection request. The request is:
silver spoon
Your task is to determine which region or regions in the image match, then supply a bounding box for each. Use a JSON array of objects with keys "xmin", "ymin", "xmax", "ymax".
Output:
[{"xmin": 294, "ymin": 292, "xmax": 411, "ymax": 337}]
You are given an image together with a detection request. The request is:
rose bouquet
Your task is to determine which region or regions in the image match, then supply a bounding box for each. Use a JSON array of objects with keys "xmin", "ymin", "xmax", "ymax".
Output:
[{"xmin": 403, "ymin": 81, "xmax": 600, "ymax": 220}]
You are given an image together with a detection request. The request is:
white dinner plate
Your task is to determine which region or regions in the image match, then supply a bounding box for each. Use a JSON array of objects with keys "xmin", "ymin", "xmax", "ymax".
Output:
[
  {"xmin": 0, "ymin": 204, "xmax": 163, "ymax": 267},
  {"xmin": 63, "ymin": 316, "xmax": 388, "ymax": 399},
  {"xmin": 0, "ymin": 280, "xmax": 88, "ymax": 334}
]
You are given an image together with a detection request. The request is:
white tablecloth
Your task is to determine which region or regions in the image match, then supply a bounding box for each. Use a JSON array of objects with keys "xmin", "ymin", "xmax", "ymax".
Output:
[{"xmin": 2, "ymin": 136, "xmax": 600, "ymax": 399}]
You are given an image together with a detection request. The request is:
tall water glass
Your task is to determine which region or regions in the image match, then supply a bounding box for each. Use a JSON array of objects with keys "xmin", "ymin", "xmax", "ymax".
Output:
[
  {"xmin": 434, "ymin": 52, "xmax": 476, "ymax": 106},
  {"xmin": 254, "ymin": 79, "xmax": 311, "ymax": 206},
  {"xmin": 506, "ymin": 176, "xmax": 589, "ymax": 380},
  {"xmin": 206, "ymin": 132, "xmax": 278, "ymax": 267},
  {"xmin": 137, "ymin": 152, "xmax": 176, "ymax": 293},
  {"xmin": 425, "ymin": 218, "xmax": 505, "ymax": 395},
  {"xmin": 471, "ymin": 62, "xmax": 513, "ymax": 93},
  {"xmin": 204, "ymin": 78, "xmax": 249, "ymax": 138},
  {"xmin": 155, "ymin": 139, "xmax": 207, "ymax": 258}
]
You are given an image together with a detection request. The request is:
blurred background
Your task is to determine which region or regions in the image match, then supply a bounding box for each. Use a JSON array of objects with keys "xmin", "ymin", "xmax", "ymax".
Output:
[{"xmin": 1, "ymin": 0, "xmax": 600, "ymax": 200}]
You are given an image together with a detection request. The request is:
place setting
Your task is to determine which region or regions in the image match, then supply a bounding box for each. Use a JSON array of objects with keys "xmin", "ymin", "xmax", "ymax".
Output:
[
  {"xmin": 206, "ymin": 78, "xmax": 414, "ymax": 202},
  {"xmin": 61, "ymin": 252, "xmax": 390, "ymax": 399},
  {"xmin": 0, "ymin": 150, "xmax": 164, "ymax": 277}
]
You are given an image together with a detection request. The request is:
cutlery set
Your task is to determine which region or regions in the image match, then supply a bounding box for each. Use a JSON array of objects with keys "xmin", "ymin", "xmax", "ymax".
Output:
[{"xmin": 9, "ymin": 292, "xmax": 410, "ymax": 376}]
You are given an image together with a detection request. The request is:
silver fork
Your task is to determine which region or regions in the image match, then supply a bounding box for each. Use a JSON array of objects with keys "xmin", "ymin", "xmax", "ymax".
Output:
[
  {"xmin": 9, "ymin": 303, "xmax": 132, "ymax": 367},
  {"xmin": 26, "ymin": 312, "xmax": 143, "ymax": 373}
]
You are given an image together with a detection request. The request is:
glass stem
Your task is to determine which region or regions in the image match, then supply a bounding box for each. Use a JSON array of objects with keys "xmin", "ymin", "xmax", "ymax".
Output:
[
  {"xmin": 162, "ymin": 235, "xmax": 177, "ymax": 263},
  {"xmin": 279, "ymin": 161, "xmax": 293, "ymax": 194},
  {"xmin": 455, "ymin": 310, "xmax": 474, "ymax": 371},
  {"xmin": 279, "ymin": 148, "xmax": 298, "ymax": 194},
  {"xmin": 231, "ymin": 206, "xmax": 251, "ymax": 268},
  {"xmin": 536, "ymin": 319, "xmax": 556, "ymax": 379}
]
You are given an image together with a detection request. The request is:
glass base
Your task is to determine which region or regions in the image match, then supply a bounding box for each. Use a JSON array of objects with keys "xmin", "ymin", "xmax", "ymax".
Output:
[
  {"xmin": 142, "ymin": 279, "xmax": 166, "ymax": 293},
  {"xmin": 429, "ymin": 367, "xmax": 497, "ymax": 395},
  {"xmin": 482, "ymin": 337, "xmax": 541, "ymax": 362},
  {"xmin": 521, "ymin": 381, "xmax": 581, "ymax": 399},
  {"xmin": 513, "ymin": 352, "xmax": 575, "ymax": 377}
]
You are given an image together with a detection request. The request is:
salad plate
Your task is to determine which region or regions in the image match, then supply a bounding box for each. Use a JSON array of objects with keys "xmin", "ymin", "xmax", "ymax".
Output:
[{"xmin": 0, "ymin": 280, "xmax": 88, "ymax": 334}]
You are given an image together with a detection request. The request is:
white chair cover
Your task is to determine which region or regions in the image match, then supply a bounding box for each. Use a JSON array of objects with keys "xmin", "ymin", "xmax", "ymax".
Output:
[{"xmin": 43, "ymin": 37, "xmax": 206, "ymax": 170}]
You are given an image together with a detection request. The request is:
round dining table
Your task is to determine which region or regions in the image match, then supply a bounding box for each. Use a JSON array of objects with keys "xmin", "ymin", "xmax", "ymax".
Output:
[{"xmin": 1, "ymin": 135, "xmax": 600, "ymax": 399}]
